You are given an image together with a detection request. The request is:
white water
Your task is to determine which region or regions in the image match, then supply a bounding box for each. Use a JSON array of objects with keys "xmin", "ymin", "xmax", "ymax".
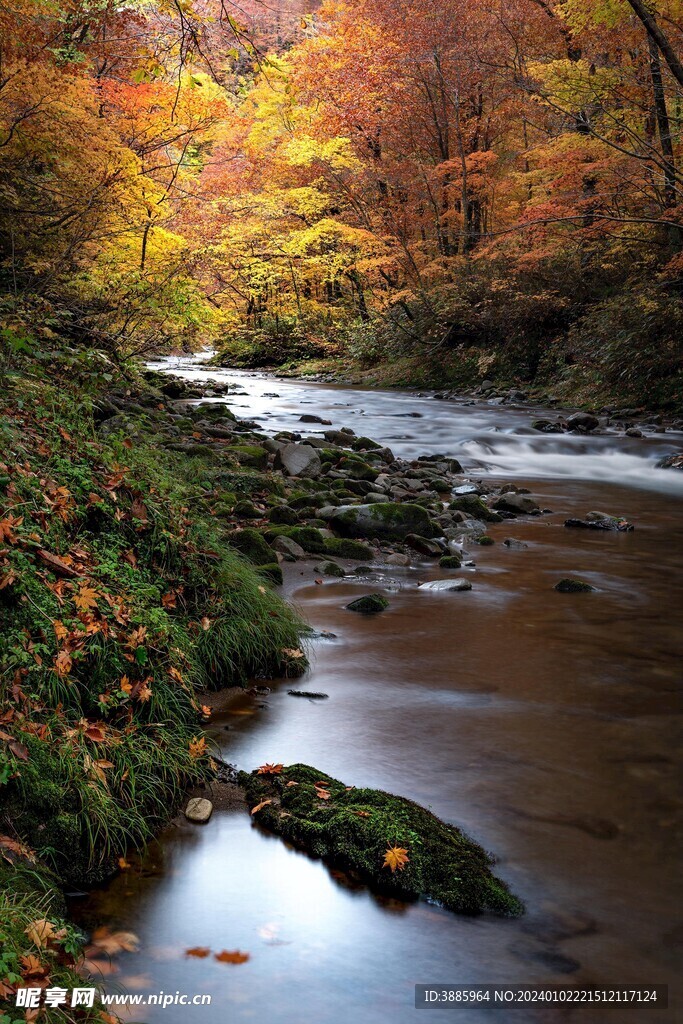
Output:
[{"xmin": 149, "ymin": 354, "xmax": 683, "ymax": 498}]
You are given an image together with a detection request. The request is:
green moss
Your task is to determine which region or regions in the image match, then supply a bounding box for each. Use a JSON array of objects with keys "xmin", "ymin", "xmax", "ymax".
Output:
[
  {"xmin": 439, "ymin": 555, "xmax": 462, "ymax": 569},
  {"xmin": 230, "ymin": 444, "xmax": 269, "ymax": 470},
  {"xmin": 324, "ymin": 537, "xmax": 374, "ymax": 560},
  {"xmin": 449, "ymin": 495, "xmax": 502, "ymax": 523},
  {"xmin": 347, "ymin": 593, "xmax": 389, "ymax": 614},
  {"xmin": 257, "ymin": 562, "xmax": 284, "ymax": 586},
  {"xmin": 227, "ymin": 527, "xmax": 273, "ymax": 565},
  {"xmin": 477, "ymin": 535, "xmax": 495, "ymax": 546},
  {"xmin": 268, "ymin": 504, "xmax": 300, "ymax": 525},
  {"xmin": 315, "ymin": 560, "xmax": 345, "ymax": 577},
  {"xmin": 233, "ymin": 499, "xmax": 261, "ymax": 518},
  {"xmin": 240, "ymin": 764, "xmax": 523, "ymax": 917}
]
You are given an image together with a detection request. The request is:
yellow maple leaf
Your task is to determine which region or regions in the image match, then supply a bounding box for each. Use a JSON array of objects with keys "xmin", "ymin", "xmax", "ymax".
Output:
[
  {"xmin": 382, "ymin": 845, "xmax": 410, "ymax": 873},
  {"xmin": 74, "ymin": 585, "xmax": 99, "ymax": 614},
  {"xmin": 189, "ymin": 736, "xmax": 207, "ymax": 759}
]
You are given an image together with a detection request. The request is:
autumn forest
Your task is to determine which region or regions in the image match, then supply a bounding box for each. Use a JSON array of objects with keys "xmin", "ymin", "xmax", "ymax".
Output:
[{"xmin": 3, "ymin": 0, "xmax": 683, "ymax": 403}]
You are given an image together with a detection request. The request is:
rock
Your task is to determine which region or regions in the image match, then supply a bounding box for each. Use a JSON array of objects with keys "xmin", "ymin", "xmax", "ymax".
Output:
[
  {"xmin": 274, "ymin": 443, "xmax": 322, "ymax": 478},
  {"xmin": 532, "ymin": 418, "xmax": 564, "ymax": 433},
  {"xmin": 419, "ymin": 579, "xmax": 472, "ymax": 592},
  {"xmin": 625, "ymin": 427, "xmax": 643, "ymax": 438},
  {"xmin": 657, "ymin": 453, "xmax": 683, "ymax": 470},
  {"xmin": 258, "ymin": 563, "xmax": 284, "ymax": 586},
  {"xmin": 450, "ymin": 494, "xmax": 502, "ymax": 522},
  {"xmin": 386, "ymin": 553, "xmax": 411, "ymax": 566},
  {"xmin": 503, "ymin": 538, "xmax": 528, "ymax": 550},
  {"xmin": 287, "ymin": 690, "xmax": 329, "ymax": 699},
  {"xmin": 185, "ymin": 798, "xmax": 213, "ymax": 823},
  {"xmin": 268, "ymin": 504, "xmax": 300, "ymax": 525},
  {"xmin": 314, "ymin": 560, "xmax": 345, "ymax": 577},
  {"xmin": 323, "ymin": 429, "xmax": 354, "ymax": 445},
  {"xmin": 240, "ymin": 763, "xmax": 523, "ymax": 916},
  {"xmin": 477, "ymin": 535, "xmax": 494, "ymax": 546},
  {"xmin": 324, "ymin": 538, "xmax": 374, "ymax": 561},
  {"xmin": 273, "ymin": 535, "xmax": 306, "ymax": 559},
  {"xmin": 480, "ymin": 379, "xmax": 494, "ymax": 392},
  {"xmin": 405, "ymin": 534, "xmax": 443, "ymax": 557},
  {"xmin": 324, "ymin": 502, "xmax": 437, "ymax": 541},
  {"xmin": 346, "ymin": 593, "xmax": 389, "ymax": 614},
  {"xmin": 233, "ymin": 499, "xmax": 261, "ymax": 519},
  {"xmin": 566, "ymin": 411, "xmax": 599, "ymax": 433},
  {"xmin": 554, "ymin": 578, "xmax": 595, "ymax": 593},
  {"xmin": 493, "ymin": 493, "xmax": 539, "ymax": 515},
  {"xmin": 228, "ymin": 528, "xmax": 273, "ymax": 565},
  {"xmin": 299, "ymin": 414, "xmax": 332, "ymax": 424},
  {"xmin": 439, "ymin": 555, "xmax": 462, "ymax": 569},
  {"xmin": 565, "ymin": 513, "xmax": 633, "ymax": 531}
]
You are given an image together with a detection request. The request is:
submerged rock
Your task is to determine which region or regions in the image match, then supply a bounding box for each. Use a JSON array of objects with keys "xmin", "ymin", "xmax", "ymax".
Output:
[
  {"xmin": 240, "ymin": 764, "xmax": 523, "ymax": 917},
  {"xmin": 185, "ymin": 798, "xmax": 213, "ymax": 823},
  {"xmin": 493, "ymin": 493, "xmax": 539, "ymax": 515},
  {"xmin": 346, "ymin": 593, "xmax": 389, "ymax": 614},
  {"xmin": 554, "ymin": 578, "xmax": 595, "ymax": 593},
  {"xmin": 566, "ymin": 412, "xmax": 599, "ymax": 433},
  {"xmin": 565, "ymin": 512, "xmax": 633, "ymax": 532}
]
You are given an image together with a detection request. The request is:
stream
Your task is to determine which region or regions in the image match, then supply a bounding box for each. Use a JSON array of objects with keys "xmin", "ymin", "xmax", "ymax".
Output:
[{"xmin": 73, "ymin": 355, "xmax": 683, "ymax": 1023}]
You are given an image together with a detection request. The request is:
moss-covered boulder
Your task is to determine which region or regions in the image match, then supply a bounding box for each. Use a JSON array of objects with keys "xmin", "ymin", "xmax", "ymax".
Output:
[
  {"xmin": 257, "ymin": 563, "xmax": 284, "ymax": 586},
  {"xmin": 227, "ymin": 527, "xmax": 273, "ymax": 565},
  {"xmin": 439, "ymin": 554, "xmax": 462, "ymax": 569},
  {"xmin": 231, "ymin": 444, "xmax": 269, "ymax": 470},
  {"xmin": 347, "ymin": 593, "xmax": 389, "ymax": 614},
  {"xmin": 449, "ymin": 494, "xmax": 502, "ymax": 523},
  {"xmin": 240, "ymin": 764, "xmax": 523, "ymax": 917},
  {"xmin": 325, "ymin": 502, "xmax": 438, "ymax": 541},
  {"xmin": 323, "ymin": 537, "xmax": 374, "ymax": 561}
]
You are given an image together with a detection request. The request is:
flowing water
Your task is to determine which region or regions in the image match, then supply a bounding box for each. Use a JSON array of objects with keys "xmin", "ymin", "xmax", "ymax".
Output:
[{"xmin": 73, "ymin": 356, "xmax": 683, "ymax": 1023}]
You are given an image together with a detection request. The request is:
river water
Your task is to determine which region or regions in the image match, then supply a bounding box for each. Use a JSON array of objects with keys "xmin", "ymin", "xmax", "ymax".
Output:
[{"xmin": 74, "ymin": 357, "xmax": 683, "ymax": 1023}]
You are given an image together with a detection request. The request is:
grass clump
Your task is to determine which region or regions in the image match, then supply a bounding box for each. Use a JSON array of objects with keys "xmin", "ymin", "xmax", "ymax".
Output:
[{"xmin": 240, "ymin": 764, "xmax": 523, "ymax": 917}]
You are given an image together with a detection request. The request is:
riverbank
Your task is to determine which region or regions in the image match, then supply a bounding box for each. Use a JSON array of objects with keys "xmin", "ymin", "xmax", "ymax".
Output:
[{"xmin": 0, "ymin": 346, "xmax": 306, "ymax": 1017}]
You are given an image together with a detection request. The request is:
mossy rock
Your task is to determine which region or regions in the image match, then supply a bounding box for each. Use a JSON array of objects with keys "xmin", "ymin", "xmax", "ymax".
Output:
[
  {"xmin": 227, "ymin": 528, "xmax": 273, "ymax": 565},
  {"xmin": 339, "ymin": 456, "xmax": 378, "ymax": 482},
  {"xmin": 327, "ymin": 502, "xmax": 438, "ymax": 541},
  {"xmin": 257, "ymin": 563, "xmax": 284, "ymax": 586},
  {"xmin": 347, "ymin": 593, "xmax": 389, "ymax": 614},
  {"xmin": 351, "ymin": 436, "xmax": 383, "ymax": 452},
  {"xmin": 439, "ymin": 555, "xmax": 462, "ymax": 569},
  {"xmin": 554, "ymin": 578, "xmax": 595, "ymax": 593},
  {"xmin": 449, "ymin": 495, "xmax": 502, "ymax": 523},
  {"xmin": 477, "ymin": 536, "xmax": 495, "ymax": 546},
  {"xmin": 315, "ymin": 560, "xmax": 345, "ymax": 578},
  {"xmin": 233, "ymin": 499, "xmax": 261, "ymax": 519},
  {"xmin": 231, "ymin": 445, "xmax": 269, "ymax": 470},
  {"xmin": 324, "ymin": 537, "xmax": 374, "ymax": 561},
  {"xmin": 268, "ymin": 505, "xmax": 300, "ymax": 525},
  {"xmin": 240, "ymin": 764, "xmax": 523, "ymax": 917}
]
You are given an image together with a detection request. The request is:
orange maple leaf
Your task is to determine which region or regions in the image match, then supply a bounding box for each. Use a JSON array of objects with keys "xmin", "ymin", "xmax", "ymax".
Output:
[
  {"xmin": 74, "ymin": 585, "xmax": 99, "ymax": 614},
  {"xmin": 382, "ymin": 845, "xmax": 410, "ymax": 873},
  {"xmin": 256, "ymin": 763, "xmax": 283, "ymax": 775},
  {"xmin": 189, "ymin": 736, "xmax": 207, "ymax": 759}
]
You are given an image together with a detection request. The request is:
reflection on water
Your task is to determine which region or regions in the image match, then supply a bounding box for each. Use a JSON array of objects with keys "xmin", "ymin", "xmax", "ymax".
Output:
[{"xmin": 72, "ymin": 361, "xmax": 682, "ymax": 1023}]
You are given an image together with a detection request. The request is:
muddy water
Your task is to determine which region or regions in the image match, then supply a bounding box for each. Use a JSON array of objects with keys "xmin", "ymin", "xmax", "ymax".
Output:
[{"xmin": 73, "ymin": 360, "xmax": 683, "ymax": 1023}]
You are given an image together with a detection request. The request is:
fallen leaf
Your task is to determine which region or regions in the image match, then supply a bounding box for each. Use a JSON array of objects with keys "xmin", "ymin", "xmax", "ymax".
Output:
[
  {"xmin": 53, "ymin": 649, "xmax": 72, "ymax": 678},
  {"xmin": 256, "ymin": 763, "xmax": 283, "ymax": 775},
  {"xmin": 84, "ymin": 723, "xmax": 106, "ymax": 742},
  {"xmin": 314, "ymin": 787, "xmax": 331, "ymax": 800},
  {"xmin": 74, "ymin": 585, "xmax": 99, "ymax": 614},
  {"xmin": 189, "ymin": 736, "xmax": 207, "ymax": 759},
  {"xmin": 250, "ymin": 798, "xmax": 273, "ymax": 815},
  {"xmin": 282, "ymin": 648, "xmax": 304, "ymax": 659},
  {"xmin": 185, "ymin": 947, "xmax": 211, "ymax": 958},
  {"xmin": 214, "ymin": 950, "xmax": 249, "ymax": 964},
  {"xmin": 353, "ymin": 810, "xmax": 371, "ymax": 818},
  {"xmin": 382, "ymin": 845, "xmax": 410, "ymax": 873},
  {"xmin": 200, "ymin": 617, "xmax": 211, "ymax": 631},
  {"xmin": 118, "ymin": 857, "xmax": 131, "ymax": 870},
  {"xmin": 89, "ymin": 928, "xmax": 139, "ymax": 955},
  {"xmin": 25, "ymin": 919, "xmax": 56, "ymax": 949}
]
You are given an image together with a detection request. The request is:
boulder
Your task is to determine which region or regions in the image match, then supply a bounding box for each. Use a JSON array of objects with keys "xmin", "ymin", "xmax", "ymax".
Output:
[
  {"xmin": 657, "ymin": 453, "xmax": 683, "ymax": 470},
  {"xmin": 439, "ymin": 555, "xmax": 462, "ymax": 569},
  {"xmin": 272, "ymin": 535, "xmax": 306, "ymax": 559},
  {"xmin": 419, "ymin": 579, "xmax": 472, "ymax": 592},
  {"xmin": 274, "ymin": 443, "xmax": 322, "ymax": 478},
  {"xmin": 565, "ymin": 512, "xmax": 633, "ymax": 532},
  {"xmin": 324, "ymin": 502, "xmax": 437, "ymax": 541},
  {"xmin": 566, "ymin": 412, "xmax": 599, "ymax": 433},
  {"xmin": 405, "ymin": 534, "xmax": 443, "ymax": 557},
  {"xmin": 185, "ymin": 798, "xmax": 213, "ymax": 823},
  {"xmin": 450, "ymin": 494, "xmax": 502, "ymax": 522},
  {"xmin": 346, "ymin": 593, "xmax": 389, "ymax": 614},
  {"xmin": 386, "ymin": 553, "xmax": 411, "ymax": 567},
  {"xmin": 299, "ymin": 414, "xmax": 332, "ymax": 424},
  {"xmin": 493, "ymin": 493, "xmax": 539, "ymax": 515},
  {"xmin": 314, "ymin": 560, "xmax": 345, "ymax": 577}
]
